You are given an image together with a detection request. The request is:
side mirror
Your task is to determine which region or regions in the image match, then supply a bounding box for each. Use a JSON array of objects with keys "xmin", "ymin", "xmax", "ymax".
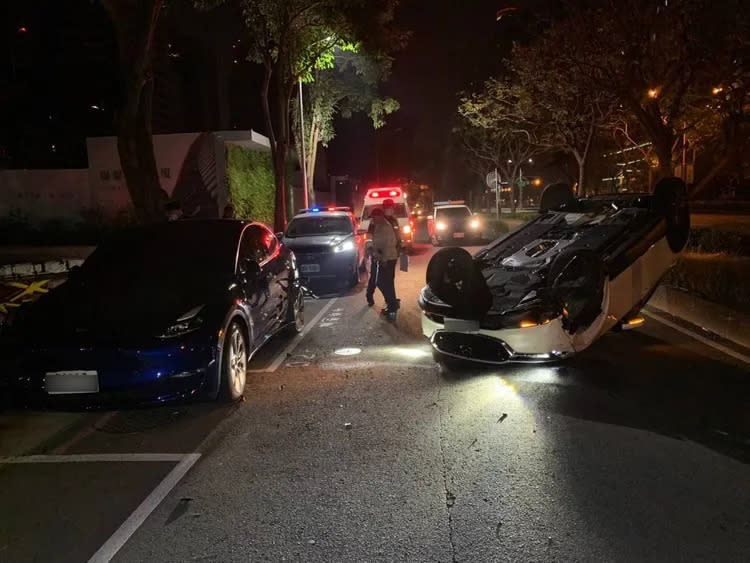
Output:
[{"xmin": 241, "ymin": 258, "xmax": 261, "ymax": 281}]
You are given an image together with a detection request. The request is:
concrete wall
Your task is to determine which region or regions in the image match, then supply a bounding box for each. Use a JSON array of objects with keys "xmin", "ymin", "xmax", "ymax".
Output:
[{"xmin": 0, "ymin": 169, "xmax": 90, "ymax": 220}]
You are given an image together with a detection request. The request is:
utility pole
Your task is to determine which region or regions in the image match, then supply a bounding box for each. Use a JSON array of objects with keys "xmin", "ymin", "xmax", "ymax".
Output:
[
  {"xmin": 299, "ymin": 80, "xmax": 309, "ymax": 209},
  {"xmin": 495, "ymin": 168, "xmax": 500, "ymax": 219}
]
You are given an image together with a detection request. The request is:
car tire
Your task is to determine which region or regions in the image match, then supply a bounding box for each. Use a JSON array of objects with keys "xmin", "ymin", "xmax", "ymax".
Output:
[
  {"xmin": 283, "ymin": 284, "xmax": 305, "ymax": 335},
  {"xmin": 540, "ymin": 183, "xmax": 575, "ymax": 213},
  {"xmin": 548, "ymin": 249, "xmax": 606, "ymax": 332},
  {"xmin": 426, "ymin": 247, "xmax": 492, "ymax": 320},
  {"xmin": 350, "ymin": 264, "xmax": 360, "ymax": 287},
  {"xmin": 651, "ymin": 176, "xmax": 690, "ymax": 253},
  {"xmin": 218, "ymin": 321, "xmax": 247, "ymax": 402}
]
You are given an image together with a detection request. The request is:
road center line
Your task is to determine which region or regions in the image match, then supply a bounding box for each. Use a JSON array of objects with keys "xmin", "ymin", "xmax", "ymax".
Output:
[
  {"xmin": 87, "ymin": 453, "xmax": 201, "ymax": 563},
  {"xmin": 644, "ymin": 310, "xmax": 750, "ymax": 365},
  {"xmin": 0, "ymin": 453, "xmax": 188, "ymax": 464},
  {"xmin": 250, "ymin": 297, "xmax": 339, "ymax": 373}
]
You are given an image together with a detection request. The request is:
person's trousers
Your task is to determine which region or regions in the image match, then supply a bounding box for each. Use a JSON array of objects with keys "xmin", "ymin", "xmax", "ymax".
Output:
[
  {"xmin": 366, "ymin": 254, "xmax": 378, "ymax": 300},
  {"xmin": 370, "ymin": 258, "xmax": 398, "ymax": 310}
]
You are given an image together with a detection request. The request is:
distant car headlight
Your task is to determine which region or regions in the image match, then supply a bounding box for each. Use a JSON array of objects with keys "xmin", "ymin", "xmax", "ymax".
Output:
[
  {"xmin": 436, "ymin": 221, "xmax": 447, "ymax": 231},
  {"xmin": 470, "ymin": 219, "xmax": 480, "ymax": 229},
  {"xmin": 334, "ymin": 239, "xmax": 356, "ymax": 253},
  {"xmin": 157, "ymin": 305, "xmax": 204, "ymax": 339}
]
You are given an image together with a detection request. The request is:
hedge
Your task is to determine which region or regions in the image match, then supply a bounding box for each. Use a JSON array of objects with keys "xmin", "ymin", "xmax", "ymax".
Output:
[{"xmin": 226, "ymin": 145, "xmax": 275, "ymax": 226}]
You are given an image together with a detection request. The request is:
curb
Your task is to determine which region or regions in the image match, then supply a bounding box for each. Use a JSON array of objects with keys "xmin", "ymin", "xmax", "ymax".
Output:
[
  {"xmin": 0, "ymin": 259, "xmax": 84, "ymax": 280},
  {"xmin": 645, "ymin": 285, "xmax": 750, "ymax": 356}
]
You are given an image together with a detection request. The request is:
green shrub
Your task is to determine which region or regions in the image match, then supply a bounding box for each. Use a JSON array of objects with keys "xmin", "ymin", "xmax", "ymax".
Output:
[
  {"xmin": 686, "ymin": 227, "xmax": 750, "ymax": 256},
  {"xmin": 227, "ymin": 146, "xmax": 275, "ymax": 226},
  {"xmin": 664, "ymin": 255, "xmax": 750, "ymax": 313}
]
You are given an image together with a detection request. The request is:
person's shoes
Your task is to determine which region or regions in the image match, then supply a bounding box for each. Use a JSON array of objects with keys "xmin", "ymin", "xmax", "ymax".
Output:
[
  {"xmin": 366, "ymin": 295, "xmax": 375, "ymax": 306},
  {"xmin": 386, "ymin": 310, "xmax": 397, "ymax": 322}
]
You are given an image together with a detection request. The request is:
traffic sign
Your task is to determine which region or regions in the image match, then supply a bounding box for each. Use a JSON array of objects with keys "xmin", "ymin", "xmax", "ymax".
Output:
[{"xmin": 486, "ymin": 170, "xmax": 498, "ymax": 188}]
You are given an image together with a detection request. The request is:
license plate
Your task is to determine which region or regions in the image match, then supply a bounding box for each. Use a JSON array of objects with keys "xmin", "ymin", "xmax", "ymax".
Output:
[
  {"xmin": 45, "ymin": 371, "xmax": 99, "ymax": 395},
  {"xmin": 453, "ymin": 232, "xmax": 465, "ymax": 238},
  {"xmin": 444, "ymin": 318, "xmax": 480, "ymax": 332},
  {"xmin": 300, "ymin": 264, "xmax": 320, "ymax": 273}
]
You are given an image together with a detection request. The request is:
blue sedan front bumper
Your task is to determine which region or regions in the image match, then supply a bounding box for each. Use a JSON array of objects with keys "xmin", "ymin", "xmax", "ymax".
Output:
[{"xmin": 9, "ymin": 331, "xmax": 221, "ymax": 407}]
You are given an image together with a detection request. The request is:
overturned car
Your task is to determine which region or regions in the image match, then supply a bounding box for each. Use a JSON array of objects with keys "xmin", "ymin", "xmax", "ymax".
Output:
[{"xmin": 418, "ymin": 178, "xmax": 690, "ymax": 366}]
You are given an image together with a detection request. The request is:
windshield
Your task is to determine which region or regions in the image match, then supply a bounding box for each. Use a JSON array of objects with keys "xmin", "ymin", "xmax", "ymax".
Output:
[
  {"xmin": 286, "ymin": 216, "xmax": 353, "ymax": 237},
  {"xmin": 362, "ymin": 203, "xmax": 408, "ymax": 220},
  {"xmin": 436, "ymin": 207, "xmax": 472, "ymax": 220},
  {"xmin": 81, "ymin": 224, "xmax": 238, "ymax": 285}
]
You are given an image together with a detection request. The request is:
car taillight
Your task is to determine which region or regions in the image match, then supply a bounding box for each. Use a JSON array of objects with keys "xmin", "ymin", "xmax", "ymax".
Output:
[{"xmin": 403, "ymin": 224, "xmax": 412, "ymax": 234}]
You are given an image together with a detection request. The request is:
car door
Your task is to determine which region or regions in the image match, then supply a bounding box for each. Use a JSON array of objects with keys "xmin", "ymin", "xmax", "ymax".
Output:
[
  {"xmin": 237, "ymin": 226, "xmax": 268, "ymax": 340},
  {"xmin": 256, "ymin": 224, "xmax": 287, "ymax": 331}
]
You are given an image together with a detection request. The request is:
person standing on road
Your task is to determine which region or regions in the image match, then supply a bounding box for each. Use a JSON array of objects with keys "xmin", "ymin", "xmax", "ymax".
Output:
[
  {"xmin": 366, "ymin": 199, "xmax": 402, "ymax": 307},
  {"xmin": 367, "ymin": 207, "xmax": 401, "ymax": 320}
]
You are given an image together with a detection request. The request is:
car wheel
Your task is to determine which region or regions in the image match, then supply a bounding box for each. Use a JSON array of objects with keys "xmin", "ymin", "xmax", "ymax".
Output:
[
  {"xmin": 426, "ymin": 247, "xmax": 492, "ymax": 319},
  {"xmin": 284, "ymin": 285, "xmax": 305, "ymax": 335},
  {"xmin": 350, "ymin": 264, "xmax": 360, "ymax": 287},
  {"xmin": 540, "ymin": 182, "xmax": 575, "ymax": 213},
  {"xmin": 219, "ymin": 321, "xmax": 247, "ymax": 402},
  {"xmin": 651, "ymin": 177, "xmax": 690, "ymax": 253}
]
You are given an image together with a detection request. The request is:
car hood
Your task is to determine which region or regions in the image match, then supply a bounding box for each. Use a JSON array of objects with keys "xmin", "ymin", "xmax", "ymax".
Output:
[{"xmin": 12, "ymin": 273, "xmax": 228, "ymax": 346}]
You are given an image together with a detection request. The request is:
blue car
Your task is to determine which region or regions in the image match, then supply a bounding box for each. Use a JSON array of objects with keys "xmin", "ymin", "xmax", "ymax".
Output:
[{"xmin": 3, "ymin": 220, "xmax": 304, "ymax": 406}]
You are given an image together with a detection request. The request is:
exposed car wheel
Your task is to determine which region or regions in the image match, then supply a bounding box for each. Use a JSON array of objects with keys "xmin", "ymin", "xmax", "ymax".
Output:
[
  {"xmin": 426, "ymin": 247, "xmax": 492, "ymax": 320},
  {"xmin": 651, "ymin": 177, "xmax": 690, "ymax": 253},
  {"xmin": 540, "ymin": 183, "xmax": 575, "ymax": 213},
  {"xmin": 219, "ymin": 321, "xmax": 247, "ymax": 402},
  {"xmin": 548, "ymin": 249, "xmax": 606, "ymax": 333},
  {"xmin": 284, "ymin": 285, "xmax": 305, "ymax": 335}
]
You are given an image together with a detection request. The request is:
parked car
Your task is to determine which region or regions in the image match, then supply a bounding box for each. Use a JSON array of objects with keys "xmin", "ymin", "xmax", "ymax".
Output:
[
  {"xmin": 3, "ymin": 220, "xmax": 303, "ymax": 406},
  {"xmin": 282, "ymin": 207, "xmax": 368, "ymax": 288},
  {"xmin": 419, "ymin": 179, "xmax": 690, "ymax": 367},
  {"xmin": 359, "ymin": 187, "xmax": 414, "ymax": 249},
  {"xmin": 428, "ymin": 201, "xmax": 482, "ymax": 246}
]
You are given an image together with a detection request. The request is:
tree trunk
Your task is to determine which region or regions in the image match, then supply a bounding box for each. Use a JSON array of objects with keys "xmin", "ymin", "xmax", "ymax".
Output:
[
  {"xmin": 117, "ymin": 76, "xmax": 166, "ymax": 222},
  {"xmin": 104, "ymin": 0, "xmax": 165, "ymax": 223},
  {"xmin": 654, "ymin": 139, "xmax": 674, "ymax": 181}
]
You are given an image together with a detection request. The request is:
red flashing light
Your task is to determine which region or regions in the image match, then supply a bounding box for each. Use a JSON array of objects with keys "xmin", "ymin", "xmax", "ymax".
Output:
[
  {"xmin": 18, "ymin": 26, "xmax": 28, "ymax": 33},
  {"xmin": 368, "ymin": 188, "xmax": 401, "ymax": 199},
  {"xmin": 389, "ymin": 190, "xmax": 398, "ymax": 197},
  {"xmin": 328, "ymin": 206, "xmax": 336, "ymax": 211},
  {"xmin": 371, "ymin": 191, "xmax": 380, "ymax": 198}
]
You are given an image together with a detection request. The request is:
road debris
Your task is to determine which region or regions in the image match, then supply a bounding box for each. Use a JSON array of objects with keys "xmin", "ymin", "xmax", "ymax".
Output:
[
  {"xmin": 497, "ymin": 413, "xmax": 508, "ymax": 423},
  {"xmin": 344, "ymin": 422, "xmax": 352, "ymax": 430}
]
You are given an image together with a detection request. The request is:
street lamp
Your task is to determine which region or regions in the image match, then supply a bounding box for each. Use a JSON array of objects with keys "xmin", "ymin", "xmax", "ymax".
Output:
[
  {"xmin": 647, "ymin": 88, "xmax": 659, "ymax": 99},
  {"xmin": 712, "ymin": 86, "xmax": 723, "ymax": 95}
]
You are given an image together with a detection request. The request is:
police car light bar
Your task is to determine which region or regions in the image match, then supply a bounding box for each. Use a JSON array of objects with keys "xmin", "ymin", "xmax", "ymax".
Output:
[
  {"xmin": 434, "ymin": 200, "xmax": 465, "ymax": 206},
  {"xmin": 300, "ymin": 206, "xmax": 352, "ymax": 214}
]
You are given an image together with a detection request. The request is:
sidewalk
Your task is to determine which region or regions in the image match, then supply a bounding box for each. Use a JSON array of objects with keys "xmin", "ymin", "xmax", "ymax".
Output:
[{"xmin": 646, "ymin": 285, "xmax": 750, "ymax": 352}]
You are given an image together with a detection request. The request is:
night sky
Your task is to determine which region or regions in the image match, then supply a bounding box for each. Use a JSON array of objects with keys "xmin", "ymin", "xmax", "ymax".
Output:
[{"xmin": 1, "ymin": 1, "xmax": 553, "ymax": 195}]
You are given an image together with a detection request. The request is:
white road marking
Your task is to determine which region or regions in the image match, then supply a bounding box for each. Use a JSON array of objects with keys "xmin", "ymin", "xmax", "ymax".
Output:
[
  {"xmin": 644, "ymin": 310, "xmax": 750, "ymax": 365},
  {"xmin": 250, "ymin": 298, "xmax": 339, "ymax": 373},
  {"xmin": 87, "ymin": 453, "xmax": 201, "ymax": 563},
  {"xmin": 0, "ymin": 453, "xmax": 187, "ymax": 464}
]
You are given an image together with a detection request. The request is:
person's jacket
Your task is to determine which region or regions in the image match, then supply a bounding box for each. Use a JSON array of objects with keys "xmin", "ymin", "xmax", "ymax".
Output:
[{"xmin": 368, "ymin": 215, "xmax": 402, "ymax": 254}]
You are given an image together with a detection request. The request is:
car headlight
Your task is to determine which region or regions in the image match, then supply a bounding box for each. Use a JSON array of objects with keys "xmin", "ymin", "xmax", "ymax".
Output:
[
  {"xmin": 436, "ymin": 221, "xmax": 447, "ymax": 231},
  {"xmin": 470, "ymin": 219, "xmax": 480, "ymax": 229},
  {"xmin": 334, "ymin": 239, "xmax": 355, "ymax": 253},
  {"xmin": 157, "ymin": 305, "xmax": 205, "ymax": 339}
]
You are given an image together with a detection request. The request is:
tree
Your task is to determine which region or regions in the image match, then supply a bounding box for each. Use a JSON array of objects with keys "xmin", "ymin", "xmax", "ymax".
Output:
[
  {"xmin": 510, "ymin": 41, "xmax": 618, "ymax": 196},
  {"xmin": 236, "ymin": 0, "xmax": 404, "ymax": 231},
  {"xmin": 102, "ymin": 0, "xmax": 168, "ymax": 222},
  {"xmin": 537, "ymin": 0, "xmax": 748, "ymax": 185},
  {"xmin": 292, "ymin": 48, "xmax": 399, "ymax": 205},
  {"xmin": 458, "ymin": 80, "xmax": 546, "ymax": 211}
]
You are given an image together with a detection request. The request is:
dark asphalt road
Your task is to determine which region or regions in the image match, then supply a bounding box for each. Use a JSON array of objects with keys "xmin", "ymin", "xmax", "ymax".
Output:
[{"xmin": 1, "ymin": 244, "xmax": 749, "ymax": 563}]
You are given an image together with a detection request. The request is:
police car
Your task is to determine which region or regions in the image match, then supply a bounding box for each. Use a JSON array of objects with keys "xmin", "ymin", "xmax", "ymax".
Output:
[
  {"xmin": 282, "ymin": 207, "xmax": 368, "ymax": 288},
  {"xmin": 428, "ymin": 201, "xmax": 482, "ymax": 246}
]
